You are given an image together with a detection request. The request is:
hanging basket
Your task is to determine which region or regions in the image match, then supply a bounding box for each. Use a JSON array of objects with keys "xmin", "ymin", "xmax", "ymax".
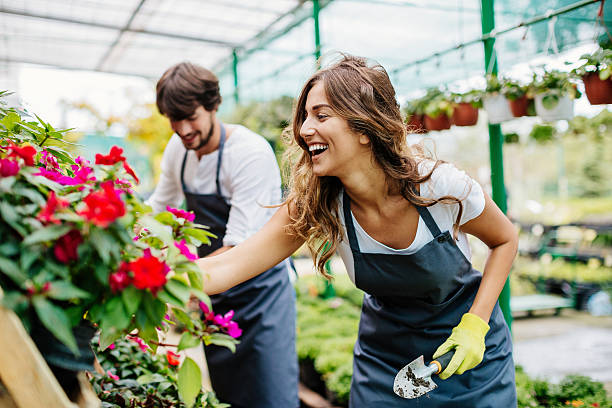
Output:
[
  {"xmin": 482, "ymin": 93, "xmax": 513, "ymax": 124},
  {"xmin": 451, "ymin": 103, "xmax": 479, "ymax": 126},
  {"xmin": 534, "ymin": 92, "xmax": 574, "ymax": 121},
  {"xmin": 424, "ymin": 113, "xmax": 451, "ymax": 131},
  {"xmin": 582, "ymin": 72, "xmax": 612, "ymax": 105},
  {"xmin": 406, "ymin": 114, "xmax": 427, "ymax": 134},
  {"xmin": 508, "ymin": 95, "xmax": 535, "ymax": 117}
]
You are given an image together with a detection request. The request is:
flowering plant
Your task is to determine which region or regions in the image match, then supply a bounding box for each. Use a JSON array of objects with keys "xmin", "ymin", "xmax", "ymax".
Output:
[{"xmin": 0, "ymin": 92, "xmax": 239, "ymax": 407}]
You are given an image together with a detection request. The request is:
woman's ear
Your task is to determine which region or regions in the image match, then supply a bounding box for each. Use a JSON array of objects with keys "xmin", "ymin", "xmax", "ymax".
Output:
[{"xmin": 359, "ymin": 133, "xmax": 370, "ymax": 145}]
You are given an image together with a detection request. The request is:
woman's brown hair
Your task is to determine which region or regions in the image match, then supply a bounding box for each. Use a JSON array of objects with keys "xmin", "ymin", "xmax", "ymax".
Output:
[
  {"xmin": 283, "ymin": 55, "xmax": 463, "ymax": 278},
  {"xmin": 156, "ymin": 62, "xmax": 222, "ymax": 121}
]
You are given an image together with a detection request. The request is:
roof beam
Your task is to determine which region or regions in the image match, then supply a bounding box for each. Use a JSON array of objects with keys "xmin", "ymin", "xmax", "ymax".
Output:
[
  {"xmin": 0, "ymin": 7, "xmax": 238, "ymax": 48},
  {"xmin": 96, "ymin": 0, "xmax": 147, "ymax": 71}
]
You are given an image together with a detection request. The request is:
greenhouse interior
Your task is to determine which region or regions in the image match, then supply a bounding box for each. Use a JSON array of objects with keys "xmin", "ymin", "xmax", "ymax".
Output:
[{"xmin": 1, "ymin": 1, "xmax": 612, "ymax": 407}]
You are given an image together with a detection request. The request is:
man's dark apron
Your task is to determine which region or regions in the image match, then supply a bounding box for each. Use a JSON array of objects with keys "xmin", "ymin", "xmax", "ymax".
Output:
[
  {"xmin": 180, "ymin": 125, "xmax": 298, "ymax": 408},
  {"xmin": 342, "ymin": 191, "xmax": 516, "ymax": 407}
]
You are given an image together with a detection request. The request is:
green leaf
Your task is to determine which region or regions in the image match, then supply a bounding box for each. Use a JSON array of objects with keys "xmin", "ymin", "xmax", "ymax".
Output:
[
  {"xmin": 0, "ymin": 256, "xmax": 27, "ymax": 286},
  {"xmin": 178, "ymin": 332, "xmax": 201, "ymax": 351},
  {"xmin": 172, "ymin": 308, "xmax": 195, "ymax": 331},
  {"xmin": 154, "ymin": 211, "xmax": 175, "ymax": 225},
  {"xmin": 165, "ymin": 278, "xmax": 191, "ymax": 304},
  {"xmin": 182, "ymin": 227, "xmax": 215, "ymax": 246},
  {"xmin": 157, "ymin": 288, "xmax": 184, "ymax": 306},
  {"xmin": 100, "ymin": 296, "xmax": 131, "ymax": 334},
  {"xmin": 188, "ymin": 270, "xmax": 203, "ymax": 291},
  {"xmin": 178, "ymin": 357, "xmax": 201, "ymax": 408},
  {"xmin": 23, "ymin": 224, "xmax": 72, "ymax": 245},
  {"xmin": 99, "ymin": 328, "xmax": 123, "ymax": 351},
  {"xmin": 32, "ymin": 296, "xmax": 78, "ymax": 355},
  {"xmin": 89, "ymin": 228, "xmax": 115, "ymax": 264},
  {"xmin": 121, "ymin": 286, "xmax": 143, "ymax": 315},
  {"xmin": 143, "ymin": 292, "xmax": 167, "ymax": 324},
  {"xmin": 20, "ymin": 247, "xmax": 40, "ymax": 271},
  {"xmin": 44, "ymin": 146, "xmax": 75, "ymax": 165},
  {"xmin": 541, "ymin": 94, "xmax": 559, "ymax": 110},
  {"xmin": 0, "ymin": 201, "xmax": 28, "ymax": 236},
  {"xmin": 138, "ymin": 215, "xmax": 173, "ymax": 243},
  {"xmin": 208, "ymin": 333, "xmax": 238, "ymax": 353},
  {"xmin": 190, "ymin": 288, "xmax": 210, "ymax": 310},
  {"xmin": 0, "ymin": 242, "xmax": 19, "ymax": 257},
  {"xmin": 12, "ymin": 185, "xmax": 45, "ymax": 206},
  {"xmin": 137, "ymin": 373, "xmax": 167, "ymax": 384},
  {"xmin": 47, "ymin": 281, "xmax": 90, "ymax": 300},
  {"xmin": 0, "ymin": 176, "xmax": 16, "ymax": 192}
]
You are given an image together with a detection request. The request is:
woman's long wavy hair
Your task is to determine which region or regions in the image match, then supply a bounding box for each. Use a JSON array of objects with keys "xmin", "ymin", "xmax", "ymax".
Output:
[{"xmin": 283, "ymin": 55, "xmax": 462, "ymax": 278}]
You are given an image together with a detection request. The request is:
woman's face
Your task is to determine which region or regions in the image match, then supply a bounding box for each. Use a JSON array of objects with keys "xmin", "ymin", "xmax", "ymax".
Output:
[{"xmin": 300, "ymin": 81, "xmax": 370, "ymax": 178}]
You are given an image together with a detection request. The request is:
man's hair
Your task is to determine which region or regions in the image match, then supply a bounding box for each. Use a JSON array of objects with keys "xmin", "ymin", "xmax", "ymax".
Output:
[{"xmin": 156, "ymin": 62, "xmax": 222, "ymax": 121}]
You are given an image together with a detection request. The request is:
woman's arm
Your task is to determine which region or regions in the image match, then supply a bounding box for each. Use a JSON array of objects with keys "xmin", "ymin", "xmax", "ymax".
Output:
[
  {"xmin": 196, "ymin": 204, "xmax": 305, "ymax": 295},
  {"xmin": 460, "ymin": 192, "xmax": 518, "ymax": 322}
]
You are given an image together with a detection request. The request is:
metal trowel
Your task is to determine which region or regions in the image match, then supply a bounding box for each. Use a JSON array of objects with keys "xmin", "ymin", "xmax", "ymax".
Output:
[{"xmin": 392, "ymin": 350, "xmax": 454, "ymax": 399}]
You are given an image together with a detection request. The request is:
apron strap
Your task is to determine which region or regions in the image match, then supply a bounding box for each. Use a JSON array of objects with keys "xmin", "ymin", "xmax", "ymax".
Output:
[
  {"xmin": 412, "ymin": 184, "xmax": 443, "ymax": 237},
  {"xmin": 342, "ymin": 190, "xmax": 362, "ymax": 252},
  {"xmin": 180, "ymin": 123, "xmax": 227, "ymax": 195}
]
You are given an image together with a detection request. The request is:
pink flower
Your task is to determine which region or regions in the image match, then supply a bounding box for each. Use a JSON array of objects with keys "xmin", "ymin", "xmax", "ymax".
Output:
[
  {"xmin": 214, "ymin": 310, "xmax": 235, "ymax": 328},
  {"xmin": 37, "ymin": 191, "xmax": 69, "ymax": 224},
  {"xmin": 109, "ymin": 262, "xmax": 132, "ymax": 292},
  {"xmin": 174, "ymin": 239, "xmax": 197, "ymax": 261},
  {"xmin": 108, "ymin": 343, "xmax": 115, "ymax": 350},
  {"xmin": 34, "ymin": 168, "xmax": 81, "ymax": 185},
  {"xmin": 41, "ymin": 150, "xmax": 59, "ymax": 169},
  {"xmin": 53, "ymin": 230, "xmax": 82, "ymax": 264},
  {"xmin": 0, "ymin": 158, "xmax": 20, "ymax": 177},
  {"xmin": 166, "ymin": 206, "xmax": 195, "ymax": 222},
  {"xmin": 199, "ymin": 301, "xmax": 215, "ymax": 321},
  {"xmin": 227, "ymin": 321, "xmax": 242, "ymax": 338},
  {"xmin": 107, "ymin": 370, "xmax": 119, "ymax": 381},
  {"xmin": 127, "ymin": 335, "xmax": 150, "ymax": 352},
  {"xmin": 70, "ymin": 159, "xmax": 96, "ymax": 184}
]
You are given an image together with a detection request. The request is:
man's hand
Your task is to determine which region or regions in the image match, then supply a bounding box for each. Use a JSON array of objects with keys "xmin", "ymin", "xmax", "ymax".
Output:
[{"xmin": 432, "ymin": 313, "xmax": 490, "ymax": 379}]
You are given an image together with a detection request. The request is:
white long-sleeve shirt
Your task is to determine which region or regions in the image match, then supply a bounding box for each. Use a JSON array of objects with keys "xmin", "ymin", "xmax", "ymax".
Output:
[{"xmin": 146, "ymin": 125, "xmax": 282, "ymax": 247}]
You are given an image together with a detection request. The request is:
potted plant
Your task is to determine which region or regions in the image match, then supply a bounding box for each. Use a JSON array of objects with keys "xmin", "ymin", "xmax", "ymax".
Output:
[
  {"xmin": 0, "ymin": 93, "xmax": 239, "ymax": 407},
  {"xmin": 450, "ymin": 90, "xmax": 482, "ymax": 126},
  {"xmin": 422, "ymin": 89, "xmax": 452, "ymax": 131},
  {"xmin": 572, "ymin": 47, "xmax": 612, "ymax": 105},
  {"xmin": 502, "ymin": 79, "xmax": 535, "ymax": 117},
  {"xmin": 532, "ymin": 70, "xmax": 581, "ymax": 122},
  {"xmin": 403, "ymin": 98, "xmax": 427, "ymax": 134},
  {"xmin": 482, "ymin": 75, "xmax": 514, "ymax": 124}
]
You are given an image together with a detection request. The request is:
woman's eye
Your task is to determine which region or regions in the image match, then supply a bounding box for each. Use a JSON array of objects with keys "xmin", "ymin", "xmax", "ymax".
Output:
[{"xmin": 317, "ymin": 114, "xmax": 328, "ymax": 120}]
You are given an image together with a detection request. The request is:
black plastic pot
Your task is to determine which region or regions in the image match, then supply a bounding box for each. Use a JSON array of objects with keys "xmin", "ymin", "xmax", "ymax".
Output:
[
  {"xmin": 573, "ymin": 283, "xmax": 601, "ymax": 311},
  {"xmin": 30, "ymin": 320, "xmax": 97, "ymax": 399}
]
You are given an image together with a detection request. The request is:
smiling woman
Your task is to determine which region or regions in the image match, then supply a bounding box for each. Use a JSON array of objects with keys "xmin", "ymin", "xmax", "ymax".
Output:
[{"xmin": 197, "ymin": 54, "xmax": 518, "ymax": 408}]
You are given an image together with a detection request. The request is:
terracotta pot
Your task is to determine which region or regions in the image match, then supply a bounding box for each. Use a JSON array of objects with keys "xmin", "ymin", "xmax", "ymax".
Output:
[
  {"xmin": 424, "ymin": 114, "xmax": 451, "ymax": 131},
  {"xmin": 406, "ymin": 114, "xmax": 427, "ymax": 134},
  {"xmin": 451, "ymin": 103, "xmax": 478, "ymax": 126},
  {"xmin": 509, "ymin": 95, "xmax": 531, "ymax": 117},
  {"xmin": 583, "ymin": 72, "xmax": 612, "ymax": 105}
]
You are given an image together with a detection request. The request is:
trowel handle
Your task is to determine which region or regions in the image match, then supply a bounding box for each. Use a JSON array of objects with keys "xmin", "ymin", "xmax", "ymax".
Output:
[{"xmin": 430, "ymin": 350, "xmax": 454, "ymax": 375}]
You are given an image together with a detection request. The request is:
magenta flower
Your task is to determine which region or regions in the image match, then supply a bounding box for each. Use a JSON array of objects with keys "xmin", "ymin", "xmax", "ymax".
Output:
[
  {"xmin": 34, "ymin": 168, "xmax": 81, "ymax": 185},
  {"xmin": 107, "ymin": 370, "xmax": 119, "ymax": 381},
  {"xmin": 199, "ymin": 301, "xmax": 215, "ymax": 321},
  {"xmin": 127, "ymin": 335, "xmax": 150, "ymax": 352},
  {"xmin": 108, "ymin": 343, "xmax": 116, "ymax": 350},
  {"xmin": 227, "ymin": 321, "xmax": 242, "ymax": 338},
  {"xmin": 214, "ymin": 310, "xmax": 235, "ymax": 328},
  {"xmin": 166, "ymin": 206, "xmax": 195, "ymax": 222},
  {"xmin": 174, "ymin": 239, "xmax": 197, "ymax": 261},
  {"xmin": 41, "ymin": 150, "xmax": 59, "ymax": 169},
  {"xmin": 0, "ymin": 158, "xmax": 20, "ymax": 177}
]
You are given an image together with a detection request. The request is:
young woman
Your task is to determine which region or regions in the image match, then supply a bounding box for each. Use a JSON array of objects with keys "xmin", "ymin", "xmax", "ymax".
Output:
[{"xmin": 197, "ymin": 55, "xmax": 518, "ymax": 407}]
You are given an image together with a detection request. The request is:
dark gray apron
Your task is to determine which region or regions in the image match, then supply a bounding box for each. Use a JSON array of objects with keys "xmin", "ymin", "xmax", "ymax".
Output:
[
  {"xmin": 181, "ymin": 125, "xmax": 298, "ymax": 408},
  {"xmin": 342, "ymin": 190, "xmax": 516, "ymax": 407}
]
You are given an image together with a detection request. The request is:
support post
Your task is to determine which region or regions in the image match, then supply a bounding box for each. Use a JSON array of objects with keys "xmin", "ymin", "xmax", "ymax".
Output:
[
  {"xmin": 232, "ymin": 49, "xmax": 239, "ymax": 105},
  {"xmin": 481, "ymin": 0, "xmax": 512, "ymax": 330},
  {"xmin": 313, "ymin": 0, "xmax": 321, "ymax": 69}
]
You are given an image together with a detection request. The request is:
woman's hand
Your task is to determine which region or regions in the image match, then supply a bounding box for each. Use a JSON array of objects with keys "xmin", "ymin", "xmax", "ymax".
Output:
[{"xmin": 432, "ymin": 313, "xmax": 490, "ymax": 379}]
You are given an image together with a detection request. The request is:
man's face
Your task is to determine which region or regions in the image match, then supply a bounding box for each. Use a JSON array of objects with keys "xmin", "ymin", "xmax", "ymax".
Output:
[{"xmin": 169, "ymin": 106, "xmax": 214, "ymax": 151}]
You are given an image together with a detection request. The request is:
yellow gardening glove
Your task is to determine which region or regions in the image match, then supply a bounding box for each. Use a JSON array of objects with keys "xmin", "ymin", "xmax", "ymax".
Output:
[{"xmin": 432, "ymin": 313, "xmax": 490, "ymax": 380}]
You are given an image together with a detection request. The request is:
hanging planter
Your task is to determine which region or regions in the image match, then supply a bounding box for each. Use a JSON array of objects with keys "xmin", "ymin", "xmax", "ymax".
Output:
[
  {"xmin": 451, "ymin": 103, "xmax": 479, "ymax": 126},
  {"xmin": 502, "ymin": 79, "xmax": 535, "ymax": 117},
  {"xmin": 532, "ymin": 70, "xmax": 580, "ymax": 122},
  {"xmin": 582, "ymin": 71, "xmax": 612, "ymax": 105},
  {"xmin": 572, "ymin": 48, "xmax": 612, "ymax": 105},
  {"xmin": 424, "ymin": 113, "xmax": 451, "ymax": 131},
  {"xmin": 483, "ymin": 93, "xmax": 513, "ymax": 124},
  {"xmin": 508, "ymin": 95, "xmax": 536, "ymax": 117}
]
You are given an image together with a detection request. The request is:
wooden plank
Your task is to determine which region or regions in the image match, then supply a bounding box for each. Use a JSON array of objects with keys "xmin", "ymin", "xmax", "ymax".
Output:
[{"xmin": 0, "ymin": 304, "xmax": 78, "ymax": 408}]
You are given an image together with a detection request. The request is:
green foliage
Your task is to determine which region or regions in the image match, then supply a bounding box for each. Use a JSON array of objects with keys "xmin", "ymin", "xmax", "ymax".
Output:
[
  {"xmin": 451, "ymin": 90, "xmax": 483, "ymax": 108},
  {"xmin": 485, "ymin": 74, "xmax": 504, "ymax": 93},
  {"xmin": 531, "ymin": 70, "xmax": 581, "ymax": 109},
  {"xmin": 91, "ymin": 336, "xmax": 229, "ymax": 408},
  {"xmin": 529, "ymin": 124, "xmax": 556, "ymax": 143},
  {"xmin": 502, "ymin": 79, "xmax": 532, "ymax": 101},
  {"xmin": 572, "ymin": 47, "xmax": 612, "ymax": 80}
]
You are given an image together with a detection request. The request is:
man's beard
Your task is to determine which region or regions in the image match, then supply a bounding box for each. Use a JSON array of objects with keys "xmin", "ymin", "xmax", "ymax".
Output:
[{"xmin": 194, "ymin": 121, "xmax": 214, "ymax": 150}]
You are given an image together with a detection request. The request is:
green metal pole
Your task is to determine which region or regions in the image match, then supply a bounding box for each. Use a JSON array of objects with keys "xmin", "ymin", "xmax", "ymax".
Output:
[
  {"xmin": 313, "ymin": 0, "xmax": 321, "ymax": 69},
  {"xmin": 232, "ymin": 49, "xmax": 239, "ymax": 105},
  {"xmin": 481, "ymin": 0, "xmax": 512, "ymax": 330}
]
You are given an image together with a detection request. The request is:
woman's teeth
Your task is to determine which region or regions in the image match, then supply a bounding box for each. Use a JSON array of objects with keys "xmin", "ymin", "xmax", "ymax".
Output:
[{"xmin": 309, "ymin": 144, "xmax": 329, "ymax": 156}]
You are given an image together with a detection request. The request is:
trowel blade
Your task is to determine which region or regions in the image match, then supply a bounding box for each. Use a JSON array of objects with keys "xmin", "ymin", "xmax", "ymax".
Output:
[{"xmin": 393, "ymin": 355, "xmax": 438, "ymax": 399}]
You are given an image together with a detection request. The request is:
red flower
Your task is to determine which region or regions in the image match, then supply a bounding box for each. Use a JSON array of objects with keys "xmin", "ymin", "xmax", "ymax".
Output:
[
  {"xmin": 0, "ymin": 158, "xmax": 20, "ymax": 177},
  {"xmin": 53, "ymin": 230, "xmax": 82, "ymax": 263},
  {"xmin": 95, "ymin": 146, "xmax": 126, "ymax": 165},
  {"xmin": 123, "ymin": 161, "xmax": 139, "ymax": 184},
  {"xmin": 79, "ymin": 181, "xmax": 126, "ymax": 227},
  {"xmin": 7, "ymin": 142, "xmax": 37, "ymax": 166},
  {"xmin": 38, "ymin": 191, "xmax": 69, "ymax": 224},
  {"xmin": 109, "ymin": 262, "xmax": 132, "ymax": 292},
  {"xmin": 130, "ymin": 249, "xmax": 168, "ymax": 294},
  {"xmin": 166, "ymin": 350, "xmax": 181, "ymax": 366}
]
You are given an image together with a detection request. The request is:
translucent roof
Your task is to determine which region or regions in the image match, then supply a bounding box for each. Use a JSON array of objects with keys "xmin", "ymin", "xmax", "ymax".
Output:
[{"xmin": 1, "ymin": 0, "xmax": 609, "ymax": 111}]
